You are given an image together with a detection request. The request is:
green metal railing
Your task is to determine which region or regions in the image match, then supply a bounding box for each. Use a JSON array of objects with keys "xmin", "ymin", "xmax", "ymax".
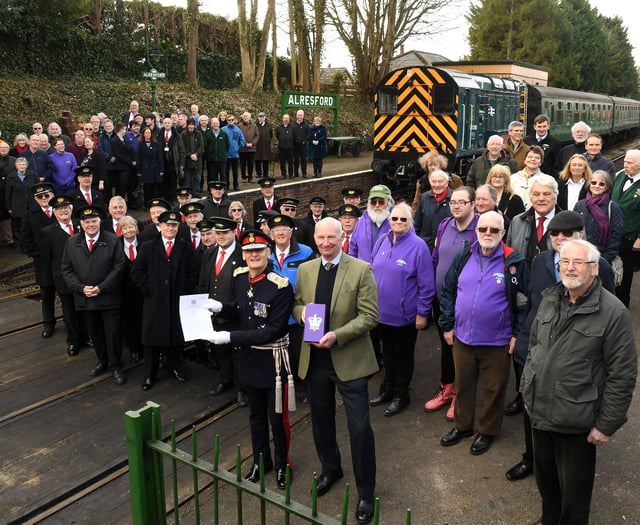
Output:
[{"xmin": 125, "ymin": 401, "xmax": 411, "ymax": 524}]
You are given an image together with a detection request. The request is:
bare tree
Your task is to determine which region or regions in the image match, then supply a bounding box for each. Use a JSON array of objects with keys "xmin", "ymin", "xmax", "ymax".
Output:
[
  {"xmin": 326, "ymin": 0, "xmax": 453, "ymax": 101},
  {"xmin": 252, "ymin": 0, "xmax": 276, "ymax": 92},
  {"xmin": 186, "ymin": 0, "xmax": 199, "ymax": 86},
  {"xmin": 237, "ymin": 0, "xmax": 259, "ymax": 85}
]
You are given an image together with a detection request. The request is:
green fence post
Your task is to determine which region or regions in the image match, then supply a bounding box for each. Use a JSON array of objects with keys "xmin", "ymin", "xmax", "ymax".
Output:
[{"xmin": 125, "ymin": 401, "xmax": 166, "ymax": 525}]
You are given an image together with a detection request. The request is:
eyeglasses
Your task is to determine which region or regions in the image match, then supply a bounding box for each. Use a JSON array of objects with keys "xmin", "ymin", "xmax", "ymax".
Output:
[
  {"xmin": 281, "ymin": 206, "xmax": 296, "ymax": 212},
  {"xmin": 477, "ymin": 226, "xmax": 501, "ymax": 234},
  {"xmin": 558, "ymin": 259, "xmax": 596, "ymax": 268},
  {"xmin": 84, "ymin": 127, "xmax": 93, "ymax": 131},
  {"xmin": 33, "ymin": 126, "xmax": 42, "ymax": 130},
  {"xmin": 35, "ymin": 193, "xmax": 51, "ymax": 199},
  {"xmin": 369, "ymin": 198, "xmax": 386, "ymax": 205},
  {"xmin": 590, "ymin": 181, "xmax": 606, "ymax": 187},
  {"xmin": 227, "ymin": 118, "xmax": 235, "ymax": 122},
  {"xmin": 230, "ymin": 208, "xmax": 243, "ymax": 212},
  {"xmin": 390, "ymin": 216, "xmax": 408, "ymax": 222},
  {"xmin": 549, "ymin": 230, "xmax": 578, "ymax": 237},
  {"xmin": 450, "ymin": 200, "xmax": 471, "ymax": 207}
]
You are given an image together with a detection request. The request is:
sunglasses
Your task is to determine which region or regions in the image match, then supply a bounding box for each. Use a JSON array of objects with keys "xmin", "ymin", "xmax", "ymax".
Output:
[
  {"xmin": 35, "ymin": 193, "xmax": 51, "ymax": 199},
  {"xmin": 477, "ymin": 226, "xmax": 501, "ymax": 234},
  {"xmin": 230, "ymin": 208, "xmax": 243, "ymax": 212},
  {"xmin": 590, "ymin": 181, "xmax": 606, "ymax": 187},
  {"xmin": 370, "ymin": 198, "xmax": 386, "ymax": 205},
  {"xmin": 281, "ymin": 206, "xmax": 296, "ymax": 211},
  {"xmin": 549, "ymin": 230, "xmax": 578, "ymax": 237},
  {"xmin": 390, "ymin": 216, "xmax": 408, "ymax": 222}
]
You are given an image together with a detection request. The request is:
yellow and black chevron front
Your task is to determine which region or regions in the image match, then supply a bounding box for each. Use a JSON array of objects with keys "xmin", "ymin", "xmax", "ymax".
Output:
[{"xmin": 374, "ymin": 67, "xmax": 458, "ymax": 156}]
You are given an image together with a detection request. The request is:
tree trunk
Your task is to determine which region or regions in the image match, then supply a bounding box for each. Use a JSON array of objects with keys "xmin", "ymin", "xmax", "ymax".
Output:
[
  {"xmin": 252, "ymin": 0, "xmax": 275, "ymax": 93},
  {"xmin": 186, "ymin": 0, "xmax": 199, "ymax": 86}
]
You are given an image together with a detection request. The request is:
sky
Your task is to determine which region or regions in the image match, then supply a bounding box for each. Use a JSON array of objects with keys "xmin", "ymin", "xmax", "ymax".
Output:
[{"xmin": 157, "ymin": 0, "xmax": 638, "ymax": 71}]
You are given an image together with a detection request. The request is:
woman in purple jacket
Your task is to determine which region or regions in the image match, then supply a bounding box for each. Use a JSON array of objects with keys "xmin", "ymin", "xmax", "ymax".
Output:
[
  {"xmin": 369, "ymin": 201, "xmax": 436, "ymax": 416},
  {"xmin": 49, "ymin": 137, "xmax": 78, "ymax": 195}
]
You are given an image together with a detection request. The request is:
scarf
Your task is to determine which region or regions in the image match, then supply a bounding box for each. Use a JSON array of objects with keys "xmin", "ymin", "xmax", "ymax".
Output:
[
  {"xmin": 585, "ymin": 191, "xmax": 611, "ymax": 246},
  {"xmin": 434, "ymin": 186, "xmax": 449, "ymax": 203}
]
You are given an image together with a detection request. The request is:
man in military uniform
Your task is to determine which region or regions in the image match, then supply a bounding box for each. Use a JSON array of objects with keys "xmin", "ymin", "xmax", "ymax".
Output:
[
  {"xmin": 207, "ymin": 229, "xmax": 294, "ymax": 490},
  {"xmin": 252, "ymin": 177, "xmax": 277, "ymax": 227},
  {"xmin": 132, "ymin": 210, "xmax": 198, "ymax": 391},
  {"xmin": 201, "ymin": 180, "xmax": 231, "ymax": 219},
  {"xmin": 40, "ymin": 195, "xmax": 81, "ymax": 356},
  {"xmin": 197, "ymin": 216, "xmax": 247, "ymax": 402},
  {"xmin": 61, "ymin": 205, "xmax": 127, "ymax": 384}
]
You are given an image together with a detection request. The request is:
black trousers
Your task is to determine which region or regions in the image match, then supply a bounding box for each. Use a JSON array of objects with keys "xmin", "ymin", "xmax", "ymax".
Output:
[
  {"xmin": 206, "ymin": 161, "xmax": 227, "ymax": 185},
  {"xmin": 378, "ymin": 323, "xmax": 418, "ymax": 399},
  {"xmin": 226, "ymin": 157, "xmax": 239, "ymax": 188},
  {"xmin": 247, "ymin": 385, "xmax": 290, "ymax": 470},
  {"xmin": 615, "ymin": 237, "xmax": 637, "ymax": 307},
  {"xmin": 144, "ymin": 345, "xmax": 181, "ymax": 378},
  {"xmin": 306, "ymin": 365, "xmax": 376, "ymax": 500},
  {"xmin": 255, "ymin": 160, "xmax": 270, "ymax": 179},
  {"xmin": 239, "ymin": 151, "xmax": 255, "ymax": 180},
  {"xmin": 59, "ymin": 292, "xmax": 79, "ymax": 345},
  {"xmin": 85, "ymin": 308, "xmax": 122, "ymax": 369},
  {"xmin": 432, "ymin": 299, "xmax": 455, "ymax": 384},
  {"xmin": 532, "ymin": 429, "xmax": 595, "ymax": 525},
  {"xmin": 278, "ymin": 148, "xmax": 293, "ymax": 178},
  {"xmin": 293, "ymin": 143, "xmax": 307, "ymax": 177},
  {"xmin": 40, "ymin": 285, "xmax": 56, "ymax": 330}
]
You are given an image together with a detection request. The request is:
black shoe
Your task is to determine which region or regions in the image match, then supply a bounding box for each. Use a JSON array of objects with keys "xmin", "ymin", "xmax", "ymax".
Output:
[
  {"xmin": 440, "ymin": 428, "xmax": 474, "ymax": 447},
  {"xmin": 130, "ymin": 351, "xmax": 140, "ymax": 364},
  {"xmin": 237, "ymin": 391, "xmax": 249, "ymax": 407},
  {"xmin": 169, "ymin": 367, "xmax": 187, "ymax": 382},
  {"xmin": 67, "ymin": 344, "xmax": 78, "ymax": 357},
  {"xmin": 90, "ymin": 363, "xmax": 108, "ymax": 377},
  {"xmin": 244, "ymin": 463, "xmax": 272, "ymax": 483},
  {"xmin": 113, "ymin": 369, "xmax": 127, "ymax": 385},
  {"xmin": 316, "ymin": 469, "xmax": 344, "ymax": 496},
  {"xmin": 42, "ymin": 327, "xmax": 55, "ymax": 338},
  {"xmin": 142, "ymin": 376, "xmax": 155, "ymax": 391},
  {"xmin": 276, "ymin": 467, "xmax": 289, "ymax": 489},
  {"xmin": 504, "ymin": 394, "xmax": 523, "ymax": 416},
  {"xmin": 506, "ymin": 461, "xmax": 534, "ymax": 481},
  {"xmin": 356, "ymin": 499, "xmax": 375, "ymax": 524},
  {"xmin": 210, "ymin": 383, "xmax": 230, "ymax": 396},
  {"xmin": 470, "ymin": 433, "xmax": 495, "ymax": 455},
  {"xmin": 368, "ymin": 392, "xmax": 391, "ymax": 406},
  {"xmin": 384, "ymin": 397, "xmax": 409, "ymax": 416}
]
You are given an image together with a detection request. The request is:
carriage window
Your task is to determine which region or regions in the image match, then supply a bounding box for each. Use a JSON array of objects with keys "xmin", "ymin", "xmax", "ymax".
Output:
[
  {"xmin": 432, "ymin": 84, "xmax": 456, "ymax": 114},
  {"xmin": 378, "ymin": 88, "xmax": 398, "ymax": 114}
]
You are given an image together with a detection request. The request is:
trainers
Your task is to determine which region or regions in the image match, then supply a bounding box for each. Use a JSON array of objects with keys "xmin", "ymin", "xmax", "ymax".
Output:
[
  {"xmin": 446, "ymin": 395, "xmax": 456, "ymax": 421},
  {"xmin": 424, "ymin": 382, "xmax": 455, "ymax": 411}
]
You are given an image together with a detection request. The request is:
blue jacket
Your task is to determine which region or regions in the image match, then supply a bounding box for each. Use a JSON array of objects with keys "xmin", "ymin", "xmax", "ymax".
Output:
[
  {"xmin": 49, "ymin": 151, "xmax": 78, "ymax": 192},
  {"xmin": 270, "ymin": 239, "xmax": 313, "ymax": 325},
  {"xmin": 414, "ymin": 190, "xmax": 451, "ymax": 250},
  {"xmin": 18, "ymin": 149, "xmax": 53, "ymax": 181},
  {"xmin": 372, "ymin": 228, "xmax": 435, "ymax": 326},
  {"xmin": 222, "ymin": 124, "xmax": 245, "ymax": 159},
  {"xmin": 98, "ymin": 132, "xmax": 116, "ymax": 171},
  {"xmin": 439, "ymin": 241, "xmax": 529, "ymax": 346},
  {"xmin": 348, "ymin": 210, "xmax": 391, "ymax": 263}
]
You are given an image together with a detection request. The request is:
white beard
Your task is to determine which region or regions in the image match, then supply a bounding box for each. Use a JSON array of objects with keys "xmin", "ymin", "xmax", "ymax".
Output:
[{"xmin": 368, "ymin": 205, "xmax": 391, "ymax": 227}]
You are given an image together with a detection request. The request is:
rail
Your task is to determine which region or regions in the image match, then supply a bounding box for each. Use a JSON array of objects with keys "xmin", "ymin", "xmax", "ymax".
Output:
[{"xmin": 125, "ymin": 402, "xmax": 410, "ymax": 524}]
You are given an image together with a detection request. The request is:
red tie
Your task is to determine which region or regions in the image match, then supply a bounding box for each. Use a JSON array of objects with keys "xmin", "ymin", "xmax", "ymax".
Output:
[
  {"xmin": 88, "ymin": 238, "xmax": 94, "ymax": 252},
  {"xmin": 115, "ymin": 223, "xmax": 122, "ymax": 237},
  {"xmin": 166, "ymin": 240, "xmax": 172, "ymax": 256},
  {"xmin": 215, "ymin": 250, "xmax": 226, "ymax": 275},
  {"xmin": 192, "ymin": 234, "xmax": 197, "ymax": 250},
  {"xmin": 128, "ymin": 244, "xmax": 135, "ymax": 261},
  {"xmin": 279, "ymin": 252, "xmax": 285, "ymax": 268},
  {"xmin": 537, "ymin": 216, "xmax": 545, "ymax": 242},
  {"xmin": 45, "ymin": 208, "xmax": 52, "ymax": 218},
  {"xmin": 85, "ymin": 192, "xmax": 92, "ymax": 205},
  {"xmin": 67, "ymin": 223, "xmax": 74, "ymax": 236},
  {"xmin": 236, "ymin": 224, "xmax": 241, "ymax": 238},
  {"xmin": 165, "ymin": 132, "xmax": 169, "ymax": 142},
  {"xmin": 343, "ymin": 234, "xmax": 350, "ymax": 253},
  {"xmin": 267, "ymin": 200, "xmax": 272, "ymax": 210}
]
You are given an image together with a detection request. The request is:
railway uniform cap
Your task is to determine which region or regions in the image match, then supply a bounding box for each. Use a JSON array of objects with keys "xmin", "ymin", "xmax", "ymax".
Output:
[
  {"xmin": 368, "ymin": 184, "xmax": 391, "ymax": 200},
  {"xmin": 256, "ymin": 209, "xmax": 279, "ymax": 224},
  {"xmin": 267, "ymin": 214, "xmax": 294, "ymax": 230},
  {"xmin": 208, "ymin": 180, "xmax": 227, "ymax": 190},
  {"xmin": 547, "ymin": 210, "xmax": 584, "ymax": 233},
  {"xmin": 210, "ymin": 216, "xmax": 237, "ymax": 232},
  {"xmin": 158, "ymin": 210, "xmax": 181, "ymax": 224},
  {"xmin": 179, "ymin": 201, "xmax": 204, "ymax": 216},
  {"xmin": 309, "ymin": 196, "xmax": 326, "ymax": 205},
  {"xmin": 146, "ymin": 198, "xmax": 172, "ymax": 211},
  {"xmin": 341, "ymin": 187, "xmax": 363, "ymax": 198},
  {"xmin": 31, "ymin": 182, "xmax": 54, "ymax": 195},
  {"xmin": 258, "ymin": 177, "xmax": 276, "ymax": 188},
  {"xmin": 77, "ymin": 205, "xmax": 104, "ymax": 220},
  {"xmin": 258, "ymin": 111, "xmax": 266, "ymax": 117},
  {"xmin": 197, "ymin": 219, "xmax": 215, "ymax": 232},
  {"xmin": 51, "ymin": 195, "xmax": 73, "ymax": 208},
  {"xmin": 239, "ymin": 229, "xmax": 274, "ymax": 250},
  {"xmin": 338, "ymin": 204, "xmax": 361, "ymax": 218},
  {"xmin": 75, "ymin": 166, "xmax": 94, "ymax": 178},
  {"xmin": 175, "ymin": 186, "xmax": 192, "ymax": 197},
  {"xmin": 277, "ymin": 197, "xmax": 299, "ymax": 208}
]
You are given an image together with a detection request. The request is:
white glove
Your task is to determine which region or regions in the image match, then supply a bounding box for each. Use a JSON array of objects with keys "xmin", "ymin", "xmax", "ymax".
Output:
[
  {"xmin": 206, "ymin": 298, "xmax": 223, "ymax": 313},
  {"xmin": 209, "ymin": 330, "xmax": 231, "ymax": 345}
]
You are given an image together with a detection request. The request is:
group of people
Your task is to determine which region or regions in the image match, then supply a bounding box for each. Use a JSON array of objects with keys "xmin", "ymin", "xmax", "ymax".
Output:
[{"xmin": 3, "ymin": 105, "xmax": 638, "ymax": 525}]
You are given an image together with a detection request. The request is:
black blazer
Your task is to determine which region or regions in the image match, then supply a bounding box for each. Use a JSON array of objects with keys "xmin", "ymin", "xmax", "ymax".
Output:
[
  {"xmin": 69, "ymin": 187, "xmax": 106, "ymax": 213},
  {"xmin": 557, "ymin": 179, "xmax": 588, "ymax": 211},
  {"xmin": 40, "ymin": 220, "xmax": 81, "ymax": 292}
]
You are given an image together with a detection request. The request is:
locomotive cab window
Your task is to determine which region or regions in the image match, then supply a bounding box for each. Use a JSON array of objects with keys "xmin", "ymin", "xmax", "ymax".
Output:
[
  {"xmin": 378, "ymin": 88, "xmax": 398, "ymax": 114},
  {"xmin": 432, "ymin": 84, "xmax": 456, "ymax": 115}
]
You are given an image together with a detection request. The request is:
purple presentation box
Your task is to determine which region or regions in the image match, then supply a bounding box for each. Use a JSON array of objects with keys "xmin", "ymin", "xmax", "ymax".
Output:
[{"xmin": 304, "ymin": 303, "xmax": 326, "ymax": 343}]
